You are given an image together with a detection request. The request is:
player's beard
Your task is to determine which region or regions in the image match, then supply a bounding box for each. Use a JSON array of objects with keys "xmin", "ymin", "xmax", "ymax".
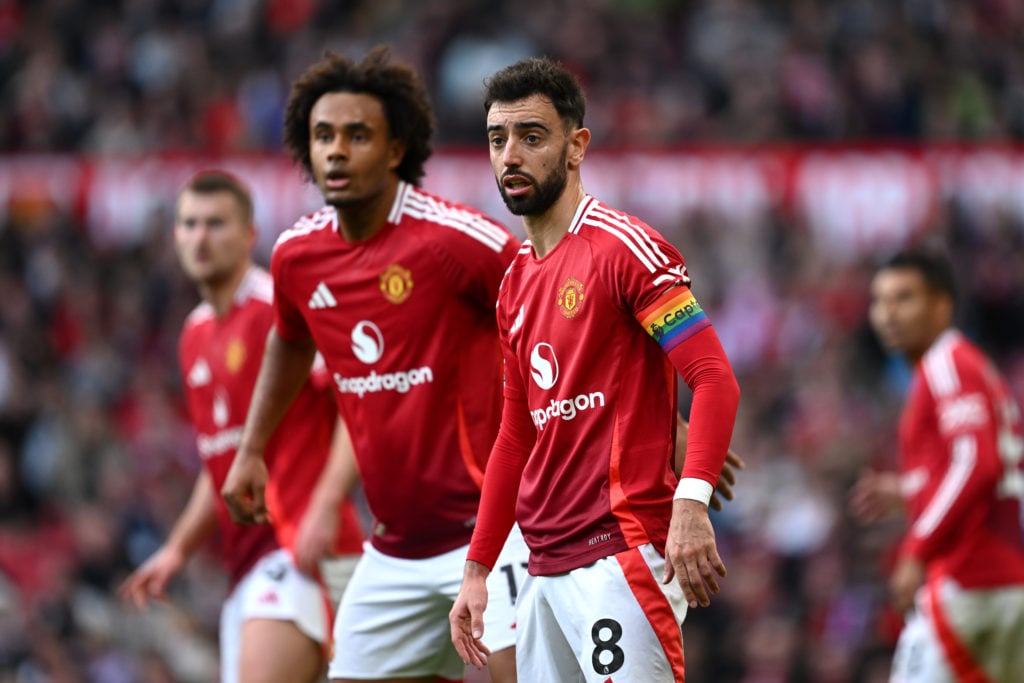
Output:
[{"xmin": 498, "ymin": 146, "xmax": 568, "ymax": 216}]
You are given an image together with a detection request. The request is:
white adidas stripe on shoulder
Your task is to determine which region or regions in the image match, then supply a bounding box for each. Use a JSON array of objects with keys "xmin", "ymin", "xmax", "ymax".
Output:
[
  {"xmin": 401, "ymin": 187, "xmax": 509, "ymax": 253},
  {"xmin": 275, "ymin": 206, "xmax": 336, "ymax": 248},
  {"xmin": 585, "ymin": 202, "xmax": 671, "ymax": 271},
  {"xmin": 922, "ymin": 331, "xmax": 960, "ymax": 398},
  {"xmin": 577, "ymin": 208, "xmax": 662, "ymax": 273}
]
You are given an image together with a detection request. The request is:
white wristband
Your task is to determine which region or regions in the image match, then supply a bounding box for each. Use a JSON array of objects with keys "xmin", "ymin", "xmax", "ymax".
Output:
[{"xmin": 674, "ymin": 477, "xmax": 713, "ymax": 505}]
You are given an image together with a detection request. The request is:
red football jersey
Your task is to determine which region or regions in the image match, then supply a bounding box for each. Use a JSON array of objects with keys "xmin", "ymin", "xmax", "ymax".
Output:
[
  {"xmin": 179, "ymin": 267, "xmax": 362, "ymax": 585},
  {"xmin": 270, "ymin": 183, "xmax": 520, "ymax": 559},
  {"xmin": 898, "ymin": 329, "xmax": 1024, "ymax": 588},
  {"xmin": 493, "ymin": 196, "xmax": 716, "ymax": 575}
]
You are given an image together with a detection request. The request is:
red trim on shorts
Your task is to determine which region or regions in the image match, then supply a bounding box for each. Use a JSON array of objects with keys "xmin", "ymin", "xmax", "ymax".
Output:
[
  {"xmin": 616, "ymin": 547, "xmax": 686, "ymax": 682},
  {"xmin": 923, "ymin": 580, "xmax": 994, "ymax": 683},
  {"xmin": 608, "ymin": 419, "xmax": 650, "ymax": 547},
  {"xmin": 456, "ymin": 398, "xmax": 485, "ymax": 488}
]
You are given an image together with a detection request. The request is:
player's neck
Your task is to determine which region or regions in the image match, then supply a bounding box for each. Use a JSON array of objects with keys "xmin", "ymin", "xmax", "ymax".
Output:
[
  {"xmin": 523, "ymin": 182, "xmax": 587, "ymax": 259},
  {"xmin": 201, "ymin": 263, "xmax": 251, "ymax": 318},
  {"xmin": 333, "ymin": 182, "xmax": 399, "ymax": 243}
]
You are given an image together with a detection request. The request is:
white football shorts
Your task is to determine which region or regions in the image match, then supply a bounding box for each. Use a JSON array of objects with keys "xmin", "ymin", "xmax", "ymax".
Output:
[
  {"xmin": 328, "ymin": 524, "xmax": 528, "ymax": 680},
  {"xmin": 219, "ymin": 548, "xmax": 333, "ymax": 683},
  {"xmin": 516, "ymin": 542, "xmax": 688, "ymax": 682},
  {"xmin": 890, "ymin": 577, "xmax": 1024, "ymax": 683}
]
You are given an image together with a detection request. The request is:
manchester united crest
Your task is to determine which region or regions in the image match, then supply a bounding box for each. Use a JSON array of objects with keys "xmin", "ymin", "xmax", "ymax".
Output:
[
  {"xmin": 557, "ymin": 276, "xmax": 585, "ymax": 319},
  {"xmin": 379, "ymin": 263, "xmax": 413, "ymax": 304},
  {"xmin": 225, "ymin": 338, "xmax": 246, "ymax": 373}
]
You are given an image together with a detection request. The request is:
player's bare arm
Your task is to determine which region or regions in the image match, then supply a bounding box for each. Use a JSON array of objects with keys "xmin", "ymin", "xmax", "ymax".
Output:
[
  {"xmin": 222, "ymin": 328, "xmax": 317, "ymax": 524},
  {"xmin": 119, "ymin": 469, "xmax": 218, "ymax": 609},
  {"xmin": 675, "ymin": 415, "xmax": 745, "ymax": 511},
  {"xmin": 450, "ymin": 560, "xmax": 493, "ymax": 669},
  {"xmin": 294, "ymin": 415, "xmax": 360, "ymax": 574}
]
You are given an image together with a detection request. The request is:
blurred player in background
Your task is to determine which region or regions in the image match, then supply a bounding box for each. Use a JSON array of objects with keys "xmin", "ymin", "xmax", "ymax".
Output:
[
  {"xmin": 450, "ymin": 57, "xmax": 740, "ymax": 682},
  {"xmin": 120, "ymin": 170, "xmax": 364, "ymax": 683},
  {"xmin": 851, "ymin": 248, "xmax": 1024, "ymax": 682},
  {"xmin": 220, "ymin": 48, "xmax": 527, "ymax": 683}
]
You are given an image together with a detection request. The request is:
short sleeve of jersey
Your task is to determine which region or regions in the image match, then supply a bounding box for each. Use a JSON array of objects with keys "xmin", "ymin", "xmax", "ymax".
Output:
[
  {"xmin": 596, "ymin": 215, "xmax": 712, "ymax": 354},
  {"xmin": 269, "ymin": 242, "xmax": 312, "ymax": 344},
  {"xmin": 424, "ymin": 218, "xmax": 520, "ymax": 311}
]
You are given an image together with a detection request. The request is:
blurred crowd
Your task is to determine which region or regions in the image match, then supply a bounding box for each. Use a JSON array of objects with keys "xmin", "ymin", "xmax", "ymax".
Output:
[
  {"xmin": 3, "ymin": 0, "xmax": 1024, "ymax": 153},
  {"xmin": 2, "ymin": 0, "xmax": 1024, "ymax": 682}
]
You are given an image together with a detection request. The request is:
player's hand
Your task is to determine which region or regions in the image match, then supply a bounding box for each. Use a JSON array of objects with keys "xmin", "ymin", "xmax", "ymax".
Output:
[
  {"xmin": 118, "ymin": 545, "xmax": 186, "ymax": 610},
  {"xmin": 294, "ymin": 498, "xmax": 339, "ymax": 575},
  {"xmin": 664, "ymin": 498, "xmax": 726, "ymax": 608},
  {"xmin": 890, "ymin": 557, "xmax": 925, "ymax": 615},
  {"xmin": 450, "ymin": 562, "xmax": 492, "ymax": 669},
  {"xmin": 710, "ymin": 448, "xmax": 745, "ymax": 511},
  {"xmin": 849, "ymin": 469, "xmax": 903, "ymax": 524},
  {"xmin": 221, "ymin": 451, "xmax": 270, "ymax": 525}
]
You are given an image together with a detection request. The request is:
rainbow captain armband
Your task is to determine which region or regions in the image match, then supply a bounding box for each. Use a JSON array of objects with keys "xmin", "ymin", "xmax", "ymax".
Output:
[{"xmin": 637, "ymin": 286, "xmax": 711, "ymax": 353}]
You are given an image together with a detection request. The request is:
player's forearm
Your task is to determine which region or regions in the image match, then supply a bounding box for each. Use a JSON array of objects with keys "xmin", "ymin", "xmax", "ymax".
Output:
[
  {"xmin": 236, "ymin": 328, "xmax": 317, "ymax": 462},
  {"xmin": 669, "ymin": 327, "xmax": 740, "ymax": 502},
  {"xmin": 467, "ymin": 395, "xmax": 534, "ymax": 569},
  {"xmin": 674, "ymin": 414, "xmax": 688, "ymax": 476},
  {"xmin": 165, "ymin": 469, "xmax": 218, "ymax": 558}
]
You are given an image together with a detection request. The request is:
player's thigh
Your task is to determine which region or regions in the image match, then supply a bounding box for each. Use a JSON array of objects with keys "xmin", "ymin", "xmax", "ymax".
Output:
[
  {"xmin": 574, "ymin": 544, "xmax": 687, "ymax": 683},
  {"xmin": 329, "ymin": 544, "xmax": 464, "ymax": 681},
  {"xmin": 240, "ymin": 618, "xmax": 322, "ymax": 683}
]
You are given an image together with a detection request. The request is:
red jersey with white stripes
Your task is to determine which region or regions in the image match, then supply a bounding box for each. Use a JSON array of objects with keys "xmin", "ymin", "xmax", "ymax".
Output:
[
  {"xmin": 898, "ymin": 329, "xmax": 1024, "ymax": 588},
  {"xmin": 270, "ymin": 182, "xmax": 519, "ymax": 559},
  {"xmin": 179, "ymin": 267, "xmax": 363, "ymax": 585},
  {"xmin": 489, "ymin": 196, "xmax": 725, "ymax": 575}
]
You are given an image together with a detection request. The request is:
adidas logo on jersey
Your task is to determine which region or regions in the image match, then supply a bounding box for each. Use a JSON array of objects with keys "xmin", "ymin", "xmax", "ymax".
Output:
[{"xmin": 309, "ymin": 282, "xmax": 338, "ymax": 309}]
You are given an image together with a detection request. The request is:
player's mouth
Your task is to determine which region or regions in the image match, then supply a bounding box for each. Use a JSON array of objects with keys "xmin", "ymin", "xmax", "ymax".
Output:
[
  {"xmin": 325, "ymin": 170, "xmax": 351, "ymax": 190},
  {"xmin": 502, "ymin": 174, "xmax": 533, "ymax": 197}
]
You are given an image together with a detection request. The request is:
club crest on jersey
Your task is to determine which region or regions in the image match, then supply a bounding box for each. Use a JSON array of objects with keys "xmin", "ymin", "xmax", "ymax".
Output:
[
  {"xmin": 225, "ymin": 338, "xmax": 246, "ymax": 374},
  {"xmin": 379, "ymin": 263, "xmax": 413, "ymax": 304},
  {"xmin": 557, "ymin": 277, "xmax": 585, "ymax": 319}
]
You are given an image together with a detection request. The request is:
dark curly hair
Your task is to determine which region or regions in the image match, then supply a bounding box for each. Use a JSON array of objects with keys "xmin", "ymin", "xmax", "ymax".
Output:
[
  {"xmin": 483, "ymin": 57, "xmax": 586, "ymax": 131},
  {"xmin": 283, "ymin": 46, "xmax": 434, "ymax": 186}
]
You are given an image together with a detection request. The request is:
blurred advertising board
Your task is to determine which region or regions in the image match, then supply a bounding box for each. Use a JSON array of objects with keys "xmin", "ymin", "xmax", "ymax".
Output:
[{"xmin": 0, "ymin": 146, "xmax": 1022, "ymax": 259}]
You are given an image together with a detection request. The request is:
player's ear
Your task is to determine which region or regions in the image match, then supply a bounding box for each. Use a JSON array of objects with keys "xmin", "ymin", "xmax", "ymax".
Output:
[
  {"xmin": 567, "ymin": 127, "xmax": 590, "ymax": 171},
  {"xmin": 387, "ymin": 139, "xmax": 406, "ymax": 172}
]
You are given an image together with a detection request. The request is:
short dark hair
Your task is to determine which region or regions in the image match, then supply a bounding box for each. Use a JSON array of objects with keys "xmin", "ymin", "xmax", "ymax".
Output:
[
  {"xmin": 282, "ymin": 46, "xmax": 434, "ymax": 186},
  {"xmin": 483, "ymin": 57, "xmax": 586, "ymax": 130},
  {"xmin": 880, "ymin": 247, "xmax": 958, "ymax": 302},
  {"xmin": 180, "ymin": 170, "xmax": 253, "ymax": 223}
]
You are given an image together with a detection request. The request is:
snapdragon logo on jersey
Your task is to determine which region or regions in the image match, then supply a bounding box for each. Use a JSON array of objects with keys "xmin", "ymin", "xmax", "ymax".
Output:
[
  {"xmin": 528, "ymin": 342, "xmax": 605, "ymax": 430},
  {"xmin": 333, "ymin": 320, "xmax": 434, "ymax": 398}
]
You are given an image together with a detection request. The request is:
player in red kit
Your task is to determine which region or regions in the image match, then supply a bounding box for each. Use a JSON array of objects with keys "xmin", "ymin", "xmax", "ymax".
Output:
[
  {"xmin": 851, "ymin": 249, "xmax": 1024, "ymax": 682},
  {"xmin": 450, "ymin": 58, "xmax": 740, "ymax": 682},
  {"xmin": 119, "ymin": 171, "xmax": 363, "ymax": 683},
  {"xmin": 220, "ymin": 48, "xmax": 528, "ymax": 683}
]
